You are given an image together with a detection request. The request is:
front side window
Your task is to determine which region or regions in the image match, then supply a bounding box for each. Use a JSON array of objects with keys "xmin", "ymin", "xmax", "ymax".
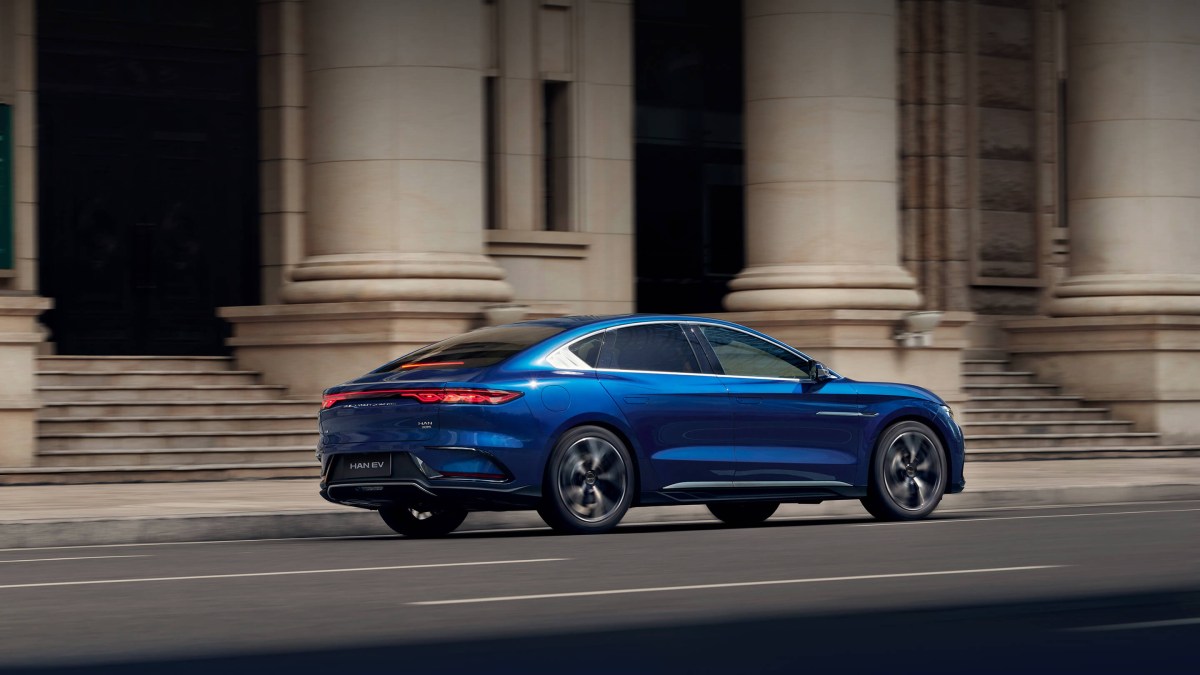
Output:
[
  {"xmin": 379, "ymin": 324, "xmax": 565, "ymax": 372},
  {"xmin": 603, "ymin": 323, "xmax": 702, "ymax": 374},
  {"xmin": 698, "ymin": 325, "xmax": 810, "ymax": 379}
]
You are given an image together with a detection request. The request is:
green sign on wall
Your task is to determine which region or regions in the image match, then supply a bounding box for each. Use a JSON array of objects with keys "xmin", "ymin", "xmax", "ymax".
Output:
[{"xmin": 0, "ymin": 104, "xmax": 10, "ymax": 270}]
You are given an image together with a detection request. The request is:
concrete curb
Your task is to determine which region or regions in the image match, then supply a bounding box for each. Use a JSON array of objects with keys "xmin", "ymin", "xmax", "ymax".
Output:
[{"xmin": 3, "ymin": 483, "xmax": 1199, "ymax": 549}]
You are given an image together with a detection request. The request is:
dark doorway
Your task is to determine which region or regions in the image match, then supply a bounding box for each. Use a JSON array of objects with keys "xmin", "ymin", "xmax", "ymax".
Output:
[
  {"xmin": 634, "ymin": 0, "xmax": 744, "ymax": 314},
  {"xmin": 37, "ymin": 0, "xmax": 259, "ymax": 355}
]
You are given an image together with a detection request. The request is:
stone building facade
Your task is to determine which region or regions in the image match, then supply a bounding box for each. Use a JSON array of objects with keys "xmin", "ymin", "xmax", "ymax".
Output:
[{"xmin": 0, "ymin": 0, "xmax": 1197, "ymax": 468}]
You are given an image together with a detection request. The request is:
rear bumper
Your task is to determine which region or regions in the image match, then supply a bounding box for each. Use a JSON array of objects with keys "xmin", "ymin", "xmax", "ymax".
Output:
[{"xmin": 320, "ymin": 450, "xmax": 541, "ymax": 510}]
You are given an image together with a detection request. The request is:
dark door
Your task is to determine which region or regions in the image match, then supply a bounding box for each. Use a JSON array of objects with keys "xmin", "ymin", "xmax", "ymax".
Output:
[
  {"xmin": 695, "ymin": 325, "xmax": 865, "ymax": 485},
  {"xmin": 634, "ymin": 0, "xmax": 745, "ymax": 313},
  {"xmin": 37, "ymin": 0, "xmax": 259, "ymax": 355},
  {"xmin": 596, "ymin": 323, "xmax": 735, "ymax": 489}
]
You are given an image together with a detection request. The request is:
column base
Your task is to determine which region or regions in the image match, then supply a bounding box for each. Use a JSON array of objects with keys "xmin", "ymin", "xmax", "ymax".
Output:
[
  {"xmin": 0, "ymin": 294, "xmax": 52, "ymax": 467},
  {"xmin": 704, "ymin": 309, "xmax": 974, "ymax": 404},
  {"xmin": 218, "ymin": 301, "xmax": 566, "ymax": 397},
  {"xmin": 281, "ymin": 253, "xmax": 514, "ymax": 304},
  {"xmin": 1049, "ymin": 274, "xmax": 1200, "ymax": 316},
  {"xmin": 723, "ymin": 264, "xmax": 921, "ymax": 311},
  {"xmin": 1006, "ymin": 315, "xmax": 1200, "ymax": 443}
]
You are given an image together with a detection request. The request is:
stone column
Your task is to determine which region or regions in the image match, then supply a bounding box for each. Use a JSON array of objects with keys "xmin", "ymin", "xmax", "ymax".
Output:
[
  {"xmin": 1047, "ymin": 0, "xmax": 1200, "ymax": 315},
  {"xmin": 1006, "ymin": 1, "xmax": 1200, "ymax": 443},
  {"xmin": 724, "ymin": 0, "xmax": 920, "ymax": 312},
  {"xmin": 281, "ymin": 0, "xmax": 512, "ymax": 304}
]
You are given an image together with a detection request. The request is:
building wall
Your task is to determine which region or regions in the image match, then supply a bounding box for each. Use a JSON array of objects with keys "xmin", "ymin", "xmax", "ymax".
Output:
[
  {"xmin": 481, "ymin": 0, "xmax": 636, "ymax": 316},
  {"xmin": 0, "ymin": 0, "xmax": 37, "ymax": 295},
  {"xmin": 900, "ymin": 0, "xmax": 1064, "ymax": 318}
]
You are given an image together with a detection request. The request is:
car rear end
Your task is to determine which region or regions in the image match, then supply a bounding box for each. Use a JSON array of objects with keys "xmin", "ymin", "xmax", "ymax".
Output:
[{"xmin": 317, "ymin": 324, "xmax": 564, "ymax": 512}]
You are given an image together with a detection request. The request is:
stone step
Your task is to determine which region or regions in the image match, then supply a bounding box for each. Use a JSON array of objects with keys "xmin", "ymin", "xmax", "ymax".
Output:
[
  {"xmin": 37, "ymin": 370, "xmax": 262, "ymax": 387},
  {"xmin": 964, "ymin": 432, "xmax": 1160, "ymax": 449},
  {"xmin": 37, "ymin": 355, "xmax": 234, "ymax": 372},
  {"xmin": 959, "ymin": 420, "xmax": 1135, "ymax": 436},
  {"xmin": 0, "ymin": 462, "xmax": 319, "ymax": 485},
  {"xmin": 966, "ymin": 445, "xmax": 1200, "ymax": 461},
  {"xmin": 963, "ymin": 383, "xmax": 1062, "ymax": 397},
  {"xmin": 36, "ymin": 446, "xmax": 317, "ymax": 468},
  {"xmin": 38, "ymin": 385, "xmax": 290, "ymax": 403},
  {"xmin": 960, "ymin": 359, "xmax": 1011, "ymax": 373},
  {"xmin": 965, "ymin": 395, "xmax": 1085, "ymax": 409},
  {"xmin": 38, "ymin": 430, "xmax": 318, "ymax": 452},
  {"xmin": 960, "ymin": 371, "xmax": 1038, "ymax": 385},
  {"xmin": 40, "ymin": 400, "xmax": 319, "ymax": 418},
  {"xmin": 39, "ymin": 415, "xmax": 318, "ymax": 434},
  {"xmin": 959, "ymin": 407, "xmax": 1112, "ymax": 422}
]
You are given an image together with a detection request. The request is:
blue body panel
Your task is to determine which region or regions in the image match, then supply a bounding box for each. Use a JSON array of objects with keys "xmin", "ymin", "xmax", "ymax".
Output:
[{"xmin": 317, "ymin": 314, "xmax": 967, "ymax": 509}]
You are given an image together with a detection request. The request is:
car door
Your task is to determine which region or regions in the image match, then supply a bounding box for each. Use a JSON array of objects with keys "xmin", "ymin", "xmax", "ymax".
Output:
[
  {"xmin": 595, "ymin": 322, "xmax": 735, "ymax": 489},
  {"xmin": 693, "ymin": 324, "xmax": 864, "ymax": 486}
]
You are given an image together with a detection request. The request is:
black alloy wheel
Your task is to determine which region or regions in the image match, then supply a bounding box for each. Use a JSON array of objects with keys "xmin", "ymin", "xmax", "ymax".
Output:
[
  {"xmin": 379, "ymin": 505, "xmax": 468, "ymax": 538},
  {"xmin": 538, "ymin": 425, "xmax": 634, "ymax": 534},
  {"xmin": 861, "ymin": 420, "xmax": 947, "ymax": 521},
  {"xmin": 706, "ymin": 501, "xmax": 780, "ymax": 527}
]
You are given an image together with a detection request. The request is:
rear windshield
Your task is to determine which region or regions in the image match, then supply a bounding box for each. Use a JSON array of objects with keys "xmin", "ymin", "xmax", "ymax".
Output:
[{"xmin": 378, "ymin": 324, "xmax": 565, "ymax": 372}]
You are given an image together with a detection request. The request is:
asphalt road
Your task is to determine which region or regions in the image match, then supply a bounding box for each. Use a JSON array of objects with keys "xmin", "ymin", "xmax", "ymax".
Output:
[{"xmin": 0, "ymin": 500, "xmax": 1198, "ymax": 674}]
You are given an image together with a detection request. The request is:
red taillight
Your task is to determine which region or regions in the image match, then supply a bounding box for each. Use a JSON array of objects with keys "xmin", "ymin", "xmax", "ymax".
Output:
[{"xmin": 321, "ymin": 388, "xmax": 522, "ymax": 410}]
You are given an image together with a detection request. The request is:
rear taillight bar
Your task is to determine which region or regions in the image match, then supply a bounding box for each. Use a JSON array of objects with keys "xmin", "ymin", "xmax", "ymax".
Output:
[{"xmin": 321, "ymin": 388, "xmax": 522, "ymax": 410}]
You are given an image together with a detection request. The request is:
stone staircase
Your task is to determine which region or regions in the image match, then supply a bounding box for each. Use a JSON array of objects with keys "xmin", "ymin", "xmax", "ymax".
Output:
[
  {"xmin": 961, "ymin": 355, "xmax": 1200, "ymax": 460},
  {"xmin": 5, "ymin": 350, "xmax": 1196, "ymax": 484},
  {"xmin": 0, "ymin": 356, "xmax": 321, "ymax": 484}
]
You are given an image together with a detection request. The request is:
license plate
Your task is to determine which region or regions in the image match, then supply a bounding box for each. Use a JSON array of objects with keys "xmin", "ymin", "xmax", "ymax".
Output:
[{"xmin": 340, "ymin": 454, "xmax": 392, "ymax": 479}]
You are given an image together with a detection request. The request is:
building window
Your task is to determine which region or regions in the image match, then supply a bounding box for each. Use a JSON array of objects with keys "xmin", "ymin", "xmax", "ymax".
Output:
[
  {"xmin": 543, "ymin": 80, "xmax": 570, "ymax": 231},
  {"xmin": 484, "ymin": 76, "xmax": 498, "ymax": 230}
]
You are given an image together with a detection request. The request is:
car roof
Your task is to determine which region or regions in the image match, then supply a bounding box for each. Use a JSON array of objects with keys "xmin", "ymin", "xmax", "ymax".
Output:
[{"xmin": 516, "ymin": 314, "xmax": 740, "ymax": 331}]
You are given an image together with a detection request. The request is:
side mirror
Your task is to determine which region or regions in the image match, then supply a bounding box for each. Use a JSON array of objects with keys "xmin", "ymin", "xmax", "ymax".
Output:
[{"xmin": 811, "ymin": 362, "xmax": 834, "ymax": 382}]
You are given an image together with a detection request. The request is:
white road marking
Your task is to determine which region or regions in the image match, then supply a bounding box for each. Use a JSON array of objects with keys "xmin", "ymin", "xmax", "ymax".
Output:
[
  {"xmin": 853, "ymin": 507, "xmax": 1200, "ymax": 527},
  {"xmin": 1066, "ymin": 617, "xmax": 1200, "ymax": 632},
  {"xmin": 410, "ymin": 565, "xmax": 1067, "ymax": 606},
  {"xmin": 0, "ymin": 554, "xmax": 149, "ymax": 564},
  {"xmin": 0, "ymin": 558, "xmax": 567, "ymax": 591}
]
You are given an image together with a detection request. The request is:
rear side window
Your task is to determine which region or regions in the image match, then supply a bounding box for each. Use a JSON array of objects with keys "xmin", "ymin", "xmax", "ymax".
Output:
[
  {"xmin": 568, "ymin": 334, "xmax": 604, "ymax": 367},
  {"xmin": 603, "ymin": 323, "xmax": 702, "ymax": 374},
  {"xmin": 380, "ymin": 325, "xmax": 564, "ymax": 372}
]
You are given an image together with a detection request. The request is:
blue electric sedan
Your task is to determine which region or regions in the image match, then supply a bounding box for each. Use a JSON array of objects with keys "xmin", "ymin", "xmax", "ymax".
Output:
[{"xmin": 318, "ymin": 315, "xmax": 965, "ymax": 537}]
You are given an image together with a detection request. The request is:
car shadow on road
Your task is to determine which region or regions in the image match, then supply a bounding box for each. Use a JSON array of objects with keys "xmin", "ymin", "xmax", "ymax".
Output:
[
  {"xmin": 6, "ymin": 587, "xmax": 1197, "ymax": 675},
  {"xmin": 328, "ymin": 513, "xmax": 959, "ymax": 543}
]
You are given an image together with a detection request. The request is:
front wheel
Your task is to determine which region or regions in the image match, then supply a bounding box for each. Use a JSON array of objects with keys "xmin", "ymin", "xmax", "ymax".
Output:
[
  {"xmin": 538, "ymin": 426, "xmax": 634, "ymax": 534},
  {"xmin": 379, "ymin": 505, "xmax": 468, "ymax": 538},
  {"xmin": 706, "ymin": 501, "xmax": 779, "ymax": 527},
  {"xmin": 861, "ymin": 421, "xmax": 947, "ymax": 521}
]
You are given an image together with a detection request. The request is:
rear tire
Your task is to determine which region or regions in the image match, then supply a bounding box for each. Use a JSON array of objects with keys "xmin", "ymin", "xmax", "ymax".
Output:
[
  {"xmin": 861, "ymin": 420, "xmax": 947, "ymax": 521},
  {"xmin": 379, "ymin": 505, "xmax": 468, "ymax": 538},
  {"xmin": 539, "ymin": 425, "xmax": 634, "ymax": 534},
  {"xmin": 706, "ymin": 501, "xmax": 779, "ymax": 527}
]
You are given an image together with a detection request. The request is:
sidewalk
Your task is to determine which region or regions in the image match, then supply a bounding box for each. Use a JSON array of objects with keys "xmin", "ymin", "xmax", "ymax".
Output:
[{"xmin": 2, "ymin": 458, "xmax": 1199, "ymax": 549}]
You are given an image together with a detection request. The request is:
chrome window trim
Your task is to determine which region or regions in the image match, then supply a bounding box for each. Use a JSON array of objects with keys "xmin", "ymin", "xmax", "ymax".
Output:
[
  {"xmin": 594, "ymin": 367, "xmax": 719, "ymax": 379},
  {"xmin": 541, "ymin": 318, "xmax": 838, "ymax": 381}
]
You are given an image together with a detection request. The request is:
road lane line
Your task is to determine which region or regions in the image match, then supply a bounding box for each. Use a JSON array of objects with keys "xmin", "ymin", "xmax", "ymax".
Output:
[
  {"xmin": 410, "ymin": 565, "xmax": 1067, "ymax": 606},
  {"xmin": 0, "ymin": 558, "xmax": 567, "ymax": 591},
  {"xmin": 853, "ymin": 507, "xmax": 1200, "ymax": 527},
  {"xmin": 1066, "ymin": 617, "xmax": 1200, "ymax": 632},
  {"xmin": 0, "ymin": 554, "xmax": 149, "ymax": 564}
]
